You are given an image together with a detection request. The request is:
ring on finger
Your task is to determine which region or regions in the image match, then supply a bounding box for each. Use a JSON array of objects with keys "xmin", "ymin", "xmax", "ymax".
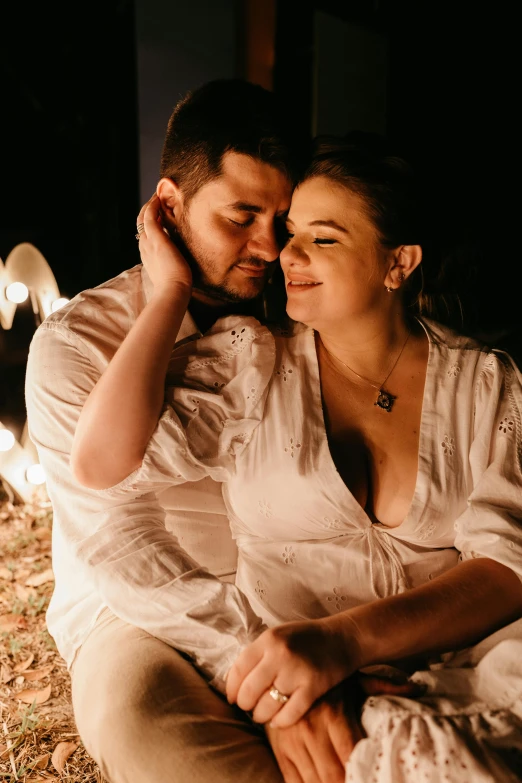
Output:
[{"xmin": 268, "ymin": 686, "xmax": 290, "ymax": 705}]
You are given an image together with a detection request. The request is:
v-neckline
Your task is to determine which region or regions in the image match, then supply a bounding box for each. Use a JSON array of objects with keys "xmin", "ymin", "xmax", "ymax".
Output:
[{"xmin": 308, "ymin": 319, "xmax": 434, "ymax": 532}]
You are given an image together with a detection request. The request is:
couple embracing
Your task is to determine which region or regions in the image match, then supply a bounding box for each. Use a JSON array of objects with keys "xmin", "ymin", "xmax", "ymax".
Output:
[{"xmin": 26, "ymin": 79, "xmax": 522, "ymax": 783}]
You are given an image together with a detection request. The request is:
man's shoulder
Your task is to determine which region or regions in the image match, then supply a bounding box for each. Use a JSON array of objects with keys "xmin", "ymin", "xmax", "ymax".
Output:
[
  {"xmin": 31, "ymin": 265, "xmax": 145, "ymax": 364},
  {"xmin": 46, "ymin": 264, "xmax": 144, "ymax": 328}
]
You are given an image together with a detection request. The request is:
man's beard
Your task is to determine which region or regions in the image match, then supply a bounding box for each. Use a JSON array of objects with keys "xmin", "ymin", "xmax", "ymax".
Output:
[{"xmin": 175, "ymin": 215, "xmax": 270, "ymax": 304}]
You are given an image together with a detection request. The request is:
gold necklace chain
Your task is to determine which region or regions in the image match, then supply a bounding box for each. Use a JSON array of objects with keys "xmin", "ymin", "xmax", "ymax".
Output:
[{"xmin": 319, "ymin": 329, "xmax": 411, "ymax": 412}]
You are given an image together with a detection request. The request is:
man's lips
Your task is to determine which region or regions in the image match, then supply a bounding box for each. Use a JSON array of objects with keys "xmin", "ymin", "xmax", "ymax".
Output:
[{"xmin": 236, "ymin": 265, "xmax": 269, "ymax": 278}]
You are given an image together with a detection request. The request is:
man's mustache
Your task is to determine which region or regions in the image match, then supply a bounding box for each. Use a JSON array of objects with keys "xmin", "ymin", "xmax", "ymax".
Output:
[{"xmin": 234, "ymin": 258, "xmax": 271, "ymax": 271}]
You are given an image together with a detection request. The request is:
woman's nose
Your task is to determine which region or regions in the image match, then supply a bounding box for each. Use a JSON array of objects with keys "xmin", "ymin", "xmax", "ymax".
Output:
[{"xmin": 280, "ymin": 240, "xmax": 308, "ymax": 266}]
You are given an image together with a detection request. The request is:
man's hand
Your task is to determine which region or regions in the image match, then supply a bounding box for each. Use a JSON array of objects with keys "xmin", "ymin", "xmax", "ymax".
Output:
[
  {"xmin": 265, "ymin": 678, "xmax": 365, "ymax": 783},
  {"xmin": 264, "ymin": 674, "xmax": 425, "ymax": 783}
]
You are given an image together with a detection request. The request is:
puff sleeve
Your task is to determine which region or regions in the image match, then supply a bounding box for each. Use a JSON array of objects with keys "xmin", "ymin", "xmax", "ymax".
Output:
[
  {"xmin": 454, "ymin": 351, "xmax": 522, "ymax": 580},
  {"xmin": 93, "ymin": 315, "xmax": 276, "ymax": 498}
]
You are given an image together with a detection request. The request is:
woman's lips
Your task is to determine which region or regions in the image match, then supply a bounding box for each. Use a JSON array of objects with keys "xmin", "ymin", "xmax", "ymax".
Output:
[{"xmin": 286, "ymin": 280, "xmax": 322, "ymax": 292}]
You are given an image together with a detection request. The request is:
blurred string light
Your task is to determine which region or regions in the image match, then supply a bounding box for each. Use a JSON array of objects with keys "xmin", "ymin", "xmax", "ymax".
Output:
[
  {"xmin": 1, "ymin": 243, "xmax": 69, "ymax": 329},
  {"xmin": 26, "ymin": 463, "xmax": 46, "ymax": 485},
  {"xmin": 0, "ymin": 422, "xmax": 47, "ymax": 500},
  {"xmin": 5, "ymin": 282, "xmax": 29, "ymax": 304},
  {"xmin": 0, "ymin": 428, "xmax": 16, "ymax": 452},
  {"xmin": 51, "ymin": 297, "xmax": 70, "ymax": 313},
  {"xmin": 0, "ymin": 243, "xmax": 64, "ymax": 500}
]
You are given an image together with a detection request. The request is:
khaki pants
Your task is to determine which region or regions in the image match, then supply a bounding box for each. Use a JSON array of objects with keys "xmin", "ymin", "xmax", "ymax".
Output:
[{"xmin": 71, "ymin": 608, "xmax": 284, "ymax": 783}]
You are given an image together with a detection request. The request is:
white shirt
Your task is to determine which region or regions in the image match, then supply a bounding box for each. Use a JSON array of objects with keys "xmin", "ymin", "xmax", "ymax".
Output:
[
  {"xmin": 26, "ymin": 265, "xmax": 522, "ymax": 694},
  {"xmin": 25, "ymin": 265, "xmax": 260, "ymax": 693},
  {"xmin": 95, "ymin": 314, "xmax": 522, "ymax": 637}
]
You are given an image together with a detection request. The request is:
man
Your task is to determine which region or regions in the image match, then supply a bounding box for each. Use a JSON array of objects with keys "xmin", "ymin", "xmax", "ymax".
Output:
[{"xmin": 25, "ymin": 79, "xmax": 415, "ymax": 783}]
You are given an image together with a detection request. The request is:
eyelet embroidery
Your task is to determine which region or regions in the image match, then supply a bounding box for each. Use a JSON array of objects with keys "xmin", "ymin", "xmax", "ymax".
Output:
[
  {"xmin": 246, "ymin": 387, "xmax": 257, "ymax": 400},
  {"xmin": 213, "ymin": 381, "xmax": 225, "ymax": 390},
  {"xmin": 441, "ymin": 435, "xmax": 455, "ymax": 457},
  {"xmin": 276, "ymin": 364, "xmax": 293, "ymax": 381},
  {"xmin": 230, "ymin": 432, "xmax": 251, "ymax": 447},
  {"xmin": 190, "ymin": 398, "xmax": 200, "ymax": 413},
  {"xmin": 258, "ymin": 500, "xmax": 273, "ymax": 518},
  {"xmin": 417, "ymin": 521, "xmax": 436, "ymax": 541},
  {"xmin": 284, "ymin": 438, "xmax": 302, "ymax": 458},
  {"xmin": 498, "ymin": 417, "xmax": 515, "ymax": 434},
  {"xmin": 324, "ymin": 516, "xmax": 343, "ymax": 530},
  {"xmin": 447, "ymin": 364, "xmax": 461, "ymax": 377},
  {"xmin": 327, "ymin": 586, "xmax": 348, "ymax": 611},
  {"xmin": 254, "ymin": 580, "xmax": 267, "ymax": 599},
  {"xmin": 230, "ymin": 328, "xmax": 247, "ymax": 345},
  {"xmin": 282, "ymin": 545, "xmax": 296, "ymax": 565}
]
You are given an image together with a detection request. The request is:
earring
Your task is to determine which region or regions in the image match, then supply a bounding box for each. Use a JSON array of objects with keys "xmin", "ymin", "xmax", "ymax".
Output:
[
  {"xmin": 398, "ymin": 273, "xmax": 405, "ymax": 284},
  {"xmin": 386, "ymin": 286, "xmax": 393, "ymax": 293}
]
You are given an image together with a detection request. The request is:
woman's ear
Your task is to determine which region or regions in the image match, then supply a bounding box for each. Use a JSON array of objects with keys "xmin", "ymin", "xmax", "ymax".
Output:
[
  {"xmin": 156, "ymin": 177, "xmax": 183, "ymax": 222},
  {"xmin": 385, "ymin": 244, "xmax": 422, "ymax": 289}
]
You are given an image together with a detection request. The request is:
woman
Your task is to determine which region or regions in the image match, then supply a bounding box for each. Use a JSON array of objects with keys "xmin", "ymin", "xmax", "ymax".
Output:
[{"xmin": 71, "ymin": 136, "xmax": 522, "ymax": 781}]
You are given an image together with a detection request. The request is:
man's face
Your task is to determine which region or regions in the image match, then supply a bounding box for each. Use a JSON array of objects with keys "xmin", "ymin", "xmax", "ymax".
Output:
[{"xmin": 174, "ymin": 152, "xmax": 293, "ymax": 304}]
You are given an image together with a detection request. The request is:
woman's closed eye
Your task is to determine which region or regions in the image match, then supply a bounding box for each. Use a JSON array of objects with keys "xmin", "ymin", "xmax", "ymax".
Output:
[
  {"xmin": 313, "ymin": 237, "xmax": 337, "ymax": 245},
  {"xmin": 284, "ymin": 233, "xmax": 337, "ymax": 246}
]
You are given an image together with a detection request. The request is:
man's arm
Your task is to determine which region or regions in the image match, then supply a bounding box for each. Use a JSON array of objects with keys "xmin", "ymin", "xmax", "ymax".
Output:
[{"xmin": 25, "ymin": 323, "xmax": 265, "ymax": 692}]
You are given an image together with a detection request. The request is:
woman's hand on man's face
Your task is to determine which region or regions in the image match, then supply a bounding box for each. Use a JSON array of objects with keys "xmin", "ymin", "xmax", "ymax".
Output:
[
  {"xmin": 225, "ymin": 618, "xmax": 361, "ymax": 728},
  {"xmin": 136, "ymin": 194, "xmax": 193, "ymax": 294}
]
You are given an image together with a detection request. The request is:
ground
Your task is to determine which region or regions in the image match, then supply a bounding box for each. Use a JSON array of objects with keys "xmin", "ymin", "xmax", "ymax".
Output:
[{"xmin": 0, "ymin": 485, "xmax": 106, "ymax": 783}]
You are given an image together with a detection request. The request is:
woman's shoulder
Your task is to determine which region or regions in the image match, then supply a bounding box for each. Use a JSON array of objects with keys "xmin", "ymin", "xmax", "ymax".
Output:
[
  {"xmin": 418, "ymin": 315, "xmax": 488, "ymax": 354},
  {"xmin": 420, "ymin": 316, "xmax": 521, "ymax": 385}
]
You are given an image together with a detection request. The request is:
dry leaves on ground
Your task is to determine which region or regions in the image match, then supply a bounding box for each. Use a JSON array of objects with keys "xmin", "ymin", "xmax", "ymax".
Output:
[{"xmin": 0, "ymin": 485, "xmax": 107, "ymax": 783}]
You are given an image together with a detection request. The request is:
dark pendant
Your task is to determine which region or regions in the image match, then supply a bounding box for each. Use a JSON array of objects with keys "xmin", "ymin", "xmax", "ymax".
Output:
[{"xmin": 374, "ymin": 389, "xmax": 396, "ymax": 412}]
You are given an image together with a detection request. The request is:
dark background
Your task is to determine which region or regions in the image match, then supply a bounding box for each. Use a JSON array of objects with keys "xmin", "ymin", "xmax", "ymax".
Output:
[{"xmin": 1, "ymin": 0, "xmax": 520, "ymax": 438}]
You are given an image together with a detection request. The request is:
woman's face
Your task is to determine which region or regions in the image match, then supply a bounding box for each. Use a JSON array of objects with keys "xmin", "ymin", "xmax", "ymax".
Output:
[{"xmin": 280, "ymin": 176, "xmax": 395, "ymax": 330}]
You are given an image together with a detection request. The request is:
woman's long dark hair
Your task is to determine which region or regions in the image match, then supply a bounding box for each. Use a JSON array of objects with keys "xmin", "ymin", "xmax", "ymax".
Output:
[{"xmin": 299, "ymin": 131, "xmax": 464, "ymax": 328}]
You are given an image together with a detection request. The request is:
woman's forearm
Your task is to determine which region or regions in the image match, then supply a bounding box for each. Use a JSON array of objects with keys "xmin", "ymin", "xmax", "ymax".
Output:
[
  {"xmin": 71, "ymin": 284, "xmax": 191, "ymax": 489},
  {"xmin": 332, "ymin": 558, "xmax": 522, "ymax": 670}
]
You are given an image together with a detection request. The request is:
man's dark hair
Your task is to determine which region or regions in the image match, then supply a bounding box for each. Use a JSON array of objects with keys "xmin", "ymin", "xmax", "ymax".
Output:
[{"xmin": 160, "ymin": 79, "xmax": 305, "ymax": 201}]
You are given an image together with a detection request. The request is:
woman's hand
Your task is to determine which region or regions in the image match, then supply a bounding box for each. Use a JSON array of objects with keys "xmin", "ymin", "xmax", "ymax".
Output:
[
  {"xmin": 225, "ymin": 617, "xmax": 363, "ymax": 728},
  {"xmin": 136, "ymin": 194, "xmax": 192, "ymax": 293}
]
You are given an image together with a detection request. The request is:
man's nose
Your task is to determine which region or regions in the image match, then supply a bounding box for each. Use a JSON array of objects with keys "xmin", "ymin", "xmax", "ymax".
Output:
[{"xmin": 247, "ymin": 224, "xmax": 281, "ymax": 263}]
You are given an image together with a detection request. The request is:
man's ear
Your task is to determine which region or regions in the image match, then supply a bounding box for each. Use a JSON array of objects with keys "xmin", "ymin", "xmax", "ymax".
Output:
[
  {"xmin": 385, "ymin": 244, "xmax": 422, "ymax": 289},
  {"xmin": 156, "ymin": 177, "xmax": 183, "ymax": 223}
]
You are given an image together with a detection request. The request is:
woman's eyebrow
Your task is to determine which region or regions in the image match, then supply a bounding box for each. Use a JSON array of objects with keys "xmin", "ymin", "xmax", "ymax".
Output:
[
  {"xmin": 309, "ymin": 219, "xmax": 348, "ymax": 233},
  {"xmin": 286, "ymin": 217, "xmax": 348, "ymax": 234}
]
